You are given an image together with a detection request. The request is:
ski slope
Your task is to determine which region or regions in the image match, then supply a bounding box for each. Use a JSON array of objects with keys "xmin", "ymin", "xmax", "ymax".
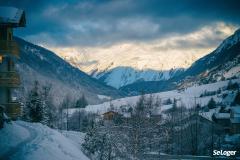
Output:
[{"xmin": 0, "ymin": 121, "xmax": 89, "ymax": 160}]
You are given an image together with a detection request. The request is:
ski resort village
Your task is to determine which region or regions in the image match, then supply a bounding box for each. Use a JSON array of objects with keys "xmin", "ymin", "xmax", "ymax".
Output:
[{"xmin": 0, "ymin": 1, "xmax": 240, "ymax": 160}]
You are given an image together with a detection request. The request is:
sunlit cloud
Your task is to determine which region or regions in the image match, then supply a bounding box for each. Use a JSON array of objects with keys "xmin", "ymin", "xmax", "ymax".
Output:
[{"xmin": 46, "ymin": 23, "xmax": 238, "ymax": 72}]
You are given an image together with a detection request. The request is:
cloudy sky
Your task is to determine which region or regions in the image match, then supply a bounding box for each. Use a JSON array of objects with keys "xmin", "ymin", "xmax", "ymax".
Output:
[{"xmin": 1, "ymin": 0, "xmax": 240, "ymax": 70}]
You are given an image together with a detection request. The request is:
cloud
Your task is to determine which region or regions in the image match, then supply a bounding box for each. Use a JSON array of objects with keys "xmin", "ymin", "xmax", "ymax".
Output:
[
  {"xmin": 47, "ymin": 23, "xmax": 237, "ymax": 72},
  {"xmin": 1, "ymin": 0, "xmax": 239, "ymax": 47}
]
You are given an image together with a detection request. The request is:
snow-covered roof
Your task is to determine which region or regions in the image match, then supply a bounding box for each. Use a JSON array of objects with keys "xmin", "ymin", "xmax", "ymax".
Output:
[
  {"xmin": 213, "ymin": 113, "xmax": 230, "ymax": 119},
  {"xmin": 123, "ymin": 112, "xmax": 131, "ymax": 118},
  {"xmin": 102, "ymin": 111, "xmax": 118, "ymax": 115},
  {"xmin": 231, "ymin": 106, "xmax": 240, "ymax": 114},
  {"xmin": 0, "ymin": 7, "xmax": 26, "ymax": 27},
  {"xmin": 230, "ymin": 118, "xmax": 240, "ymax": 123},
  {"xmin": 225, "ymin": 134, "xmax": 240, "ymax": 143}
]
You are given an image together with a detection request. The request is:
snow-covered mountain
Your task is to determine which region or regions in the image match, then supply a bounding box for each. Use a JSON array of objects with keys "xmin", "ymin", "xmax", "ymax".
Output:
[
  {"xmin": 14, "ymin": 37, "xmax": 124, "ymax": 105},
  {"xmin": 181, "ymin": 28, "xmax": 240, "ymax": 79},
  {"xmin": 94, "ymin": 66, "xmax": 183, "ymax": 89},
  {"xmin": 59, "ymin": 44, "xmax": 204, "ymax": 89},
  {"xmin": 120, "ymin": 28, "xmax": 240, "ymax": 94}
]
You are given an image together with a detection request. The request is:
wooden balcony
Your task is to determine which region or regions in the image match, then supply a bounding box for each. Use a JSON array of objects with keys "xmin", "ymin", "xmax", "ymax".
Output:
[
  {"xmin": 0, "ymin": 40, "xmax": 19, "ymax": 57},
  {"xmin": 4, "ymin": 102, "xmax": 21, "ymax": 120},
  {"xmin": 0, "ymin": 71, "xmax": 20, "ymax": 87}
]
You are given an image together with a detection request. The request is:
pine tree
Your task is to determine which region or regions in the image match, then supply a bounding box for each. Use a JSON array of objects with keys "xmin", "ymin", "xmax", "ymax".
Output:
[
  {"xmin": 233, "ymin": 91, "xmax": 240, "ymax": 105},
  {"xmin": 61, "ymin": 95, "xmax": 72, "ymax": 130},
  {"xmin": 207, "ymin": 98, "xmax": 216, "ymax": 109},
  {"xmin": 76, "ymin": 94, "xmax": 88, "ymax": 108},
  {"xmin": 23, "ymin": 81, "xmax": 56, "ymax": 127},
  {"xmin": 27, "ymin": 81, "xmax": 43, "ymax": 122},
  {"xmin": 40, "ymin": 85, "xmax": 52, "ymax": 126}
]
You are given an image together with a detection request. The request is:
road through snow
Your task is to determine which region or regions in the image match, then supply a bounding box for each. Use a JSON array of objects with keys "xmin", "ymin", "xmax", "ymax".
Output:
[
  {"xmin": 0, "ymin": 121, "xmax": 89, "ymax": 160},
  {"xmin": 0, "ymin": 122, "xmax": 38, "ymax": 160}
]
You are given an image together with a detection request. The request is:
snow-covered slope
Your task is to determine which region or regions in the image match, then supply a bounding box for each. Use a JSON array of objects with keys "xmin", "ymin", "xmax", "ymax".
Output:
[
  {"xmin": 120, "ymin": 28, "xmax": 240, "ymax": 94},
  {"xmin": 95, "ymin": 66, "xmax": 183, "ymax": 89},
  {"xmin": 82, "ymin": 79, "xmax": 240, "ymax": 114},
  {"xmin": 0, "ymin": 121, "xmax": 89, "ymax": 160},
  {"xmin": 181, "ymin": 28, "xmax": 240, "ymax": 79},
  {"xmin": 15, "ymin": 37, "xmax": 124, "ymax": 105}
]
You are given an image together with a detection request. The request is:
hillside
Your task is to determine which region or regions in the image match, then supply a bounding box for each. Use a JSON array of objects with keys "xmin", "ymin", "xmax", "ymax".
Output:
[
  {"xmin": 182, "ymin": 28, "xmax": 240, "ymax": 78},
  {"xmin": 120, "ymin": 29, "xmax": 240, "ymax": 94},
  {"xmin": 14, "ymin": 37, "xmax": 125, "ymax": 105},
  {"xmin": 83, "ymin": 79, "xmax": 240, "ymax": 114}
]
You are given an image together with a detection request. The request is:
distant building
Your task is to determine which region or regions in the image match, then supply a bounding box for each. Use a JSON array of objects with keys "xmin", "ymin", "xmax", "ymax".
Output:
[
  {"xmin": 230, "ymin": 107, "xmax": 240, "ymax": 134},
  {"xmin": 102, "ymin": 111, "xmax": 119, "ymax": 121},
  {"xmin": 0, "ymin": 7, "xmax": 26, "ymax": 120},
  {"xmin": 212, "ymin": 113, "xmax": 231, "ymax": 132}
]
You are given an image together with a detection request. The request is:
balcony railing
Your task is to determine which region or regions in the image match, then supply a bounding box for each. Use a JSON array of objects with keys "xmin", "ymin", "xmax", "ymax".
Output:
[
  {"xmin": 0, "ymin": 71, "xmax": 20, "ymax": 87},
  {"xmin": 3, "ymin": 102, "xmax": 21, "ymax": 120},
  {"xmin": 0, "ymin": 40, "xmax": 19, "ymax": 57}
]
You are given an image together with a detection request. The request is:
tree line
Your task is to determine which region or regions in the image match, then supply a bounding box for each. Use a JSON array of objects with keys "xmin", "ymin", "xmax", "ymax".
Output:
[{"xmin": 82, "ymin": 94, "xmax": 225, "ymax": 160}]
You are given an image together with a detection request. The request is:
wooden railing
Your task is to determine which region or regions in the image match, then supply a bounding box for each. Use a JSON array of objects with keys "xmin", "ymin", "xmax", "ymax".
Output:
[
  {"xmin": 0, "ymin": 71, "xmax": 20, "ymax": 87},
  {"xmin": 0, "ymin": 40, "xmax": 19, "ymax": 57},
  {"xmin": 4, "ymin": 102, "xmax": 21, "ymax": 120}
]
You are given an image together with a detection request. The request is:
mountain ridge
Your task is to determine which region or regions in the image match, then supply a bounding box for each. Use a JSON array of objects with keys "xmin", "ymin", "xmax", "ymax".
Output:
[
  {"xmin": 14, "ymin": 37, "xmax": 125, "ymax": 105},
  {"xmin": 120, "ymin": 28, "xmax": 240, "ymax": 94}
]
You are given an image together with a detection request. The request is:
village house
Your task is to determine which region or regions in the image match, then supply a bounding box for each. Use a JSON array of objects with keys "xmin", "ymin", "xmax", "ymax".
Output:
[
  {"xmin": 230, "ymin": 106, "xmax": 240, "ymax": 134},
  {"xmin": 0, "ymin": 7, "xmax": 26, "ymax": 121},
  {"xmin": 102, "ymin": 111, "xmax": 119, "ymax": 121},
  {"xmin": 212, "ymin": 113, "xmax": 231, "ymax": 132}
]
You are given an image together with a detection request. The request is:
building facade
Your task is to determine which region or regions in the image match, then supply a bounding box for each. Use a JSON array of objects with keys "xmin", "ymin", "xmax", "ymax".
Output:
[{"xmin": 0, "ymin": 7, "xmax": 26, "ymax": 121}]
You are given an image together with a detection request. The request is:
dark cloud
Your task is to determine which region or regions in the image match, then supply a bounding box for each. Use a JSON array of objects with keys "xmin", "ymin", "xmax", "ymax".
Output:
[{"xmin": 0, "ymin": 0, "xmax": 240, "ymax": 47}]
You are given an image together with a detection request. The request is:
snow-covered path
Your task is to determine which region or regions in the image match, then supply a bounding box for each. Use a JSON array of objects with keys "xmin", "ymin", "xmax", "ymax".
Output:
[
  {"xmin": 0, "ymin": 121, "xmax": 89, "ymax": 160},
  {"xmin": 0, "ymin": 122, "xmax": 38, "ymax": 160}
]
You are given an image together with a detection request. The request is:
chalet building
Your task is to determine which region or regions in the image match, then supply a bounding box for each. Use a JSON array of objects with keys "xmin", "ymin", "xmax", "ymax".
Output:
[
  {"xmin": 230, "ymin": 107, "xmax": 240, "ymax": 134},
  {"xmin": 0, "ymin": 7, "xmax": 26, "ymax": 120},
  {"xmin": 212, "ymin": 113, "xmax": 231, "ymax": 132},
  {"xmin": 102, "ymin": 111, "xmax": 119, "ymax": 121},
  {"xmin": 172, "ymin": 113, "xmax": 224, "ymax": 135}
]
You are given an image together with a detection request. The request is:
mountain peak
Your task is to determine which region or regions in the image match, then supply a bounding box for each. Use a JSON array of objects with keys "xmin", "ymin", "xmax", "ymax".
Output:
[
  {"xmin": 215, "ymin": 28, "xmax": 240, "ymax": 54},
  {"xmin": 234, "ymin": 28, "xmax": 240, "ymax": 35}
]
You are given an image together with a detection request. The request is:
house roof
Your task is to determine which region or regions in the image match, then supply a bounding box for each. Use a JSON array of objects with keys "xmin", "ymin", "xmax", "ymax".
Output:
[
  {"xmin": 0, "ymin": 7, "xmax": 26, "ymax": 27},
  {"xmin": 231, "ymin": 106, "xmax": 240, "ymax": 114},
  {"xmin": 230, "ymin": 118, "xmax": 240, "ymax": 123},
  {"xmin": 102, "ymin": 111, "xmax": 118, "ymax": 115},
  {"xmin": 213, "ymin": 113, "xmax": 230, "ymax": 119}
]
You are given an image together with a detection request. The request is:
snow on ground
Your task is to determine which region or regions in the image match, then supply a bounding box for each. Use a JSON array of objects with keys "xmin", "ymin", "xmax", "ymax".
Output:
[
  {"xmin": 83, "ymin": 79, "xmax": 240, "ymax": 114},
  {"xmin": 0, "ymin": 122, "xmax": 30, "ymax": 154},
  {"xmin": 0, "ymin": 121, "xmax": 89, "ymax": 160},
  {"xmin": 97, "ymin": 95, "xmax": 111, "ymax": 100},
  {"xmin": 62, "ymin": 131, "xmax": 86, "ymax": 146},
  {"xmin": 224, "ymin": 65, "xmax": 240, "ymax": 79},
  {"xmin": 200, "ymin": 107, "xmax": 220, "ymax": 121}
]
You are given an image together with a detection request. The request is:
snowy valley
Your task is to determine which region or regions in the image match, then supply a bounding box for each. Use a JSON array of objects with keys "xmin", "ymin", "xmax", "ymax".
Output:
[
  {"xmin": 1, "ymin": 2, "xmax": 240, "ymax": 160},
  {"xmin": 0, "ymin": 28, "xmax": 239, "ymax": 160}
]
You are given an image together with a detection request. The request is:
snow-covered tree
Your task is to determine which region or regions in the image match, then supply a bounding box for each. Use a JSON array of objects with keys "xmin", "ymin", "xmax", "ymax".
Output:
[
  {"xmin": 23, "ymin": 81, "xmax": 56, "ymax": 128},
  {"xmin": 76, "ymin": 94, "xmax": 88, "ymax": 108},
  {"xmin": 26, "ymin": 81, "xmax": 43, "ymax": 122},
  {"xmin": 233, "ymin": 91, "xmax": 240, "ymax": 105},
  {"xmin": 207, "ymin": 98, "xmax": 216, "ymax": 109}
]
